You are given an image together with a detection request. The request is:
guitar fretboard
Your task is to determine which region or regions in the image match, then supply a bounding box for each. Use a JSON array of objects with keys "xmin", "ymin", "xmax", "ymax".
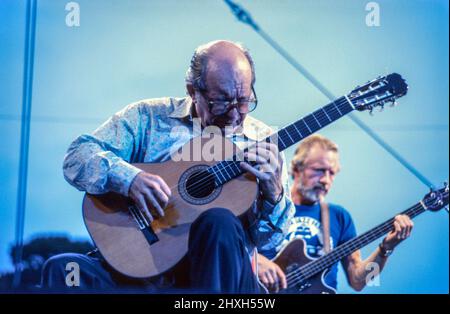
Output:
[{"xmin": 290, "ymin": 202, "xmax": 428, "ymax": 285}]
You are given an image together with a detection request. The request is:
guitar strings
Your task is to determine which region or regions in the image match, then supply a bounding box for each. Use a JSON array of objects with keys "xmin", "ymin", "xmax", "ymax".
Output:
[
  {"xmin": 167, "ymin": 99, "xmax": 345, "ymax": 195},
  {"xmin": 171, "ymin": 97, "xmax": 345, "ymax": 194},
  {"xmin": 166, "ymin": 97, "xmax": 349, "ymax": 205},
  {"xmin": 168, "ymin": 97, "xmax": 351, "ymax": 200}
]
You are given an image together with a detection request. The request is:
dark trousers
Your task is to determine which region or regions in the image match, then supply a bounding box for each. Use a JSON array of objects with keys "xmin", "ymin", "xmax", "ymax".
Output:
[{"xmin": 41, "ymin": 208, "xmax": 261, "ymax": 293}]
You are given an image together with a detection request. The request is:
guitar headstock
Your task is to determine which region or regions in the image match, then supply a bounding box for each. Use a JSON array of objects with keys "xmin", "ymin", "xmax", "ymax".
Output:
[
  {"xmin": 422, "ymin": 183, "xmax": 449, "ymax": 212},
  {"xmin": 348, "ymin": 73, "xmax": 408, "ymax": 113}
]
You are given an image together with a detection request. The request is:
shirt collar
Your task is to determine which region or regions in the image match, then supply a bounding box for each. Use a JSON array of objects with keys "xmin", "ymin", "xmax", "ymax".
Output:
[{"xmin": 168, "ymin": 96, "xmax": 194, "ymax": 121}]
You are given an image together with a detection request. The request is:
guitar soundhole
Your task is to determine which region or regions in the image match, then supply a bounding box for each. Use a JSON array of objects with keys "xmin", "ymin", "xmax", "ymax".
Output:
[
  {"xmin": 179, "ymin": 165, "xmax": 222, "ymax": 205},
  {"xmin": 186, "ymin": 170, "xmax": 215, "ymax": 198}
]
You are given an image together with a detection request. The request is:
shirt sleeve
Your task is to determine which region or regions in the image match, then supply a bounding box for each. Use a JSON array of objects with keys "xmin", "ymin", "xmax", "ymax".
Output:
[
  {"xmin": 62, "ymin": 102, "xmax": 145, "ymax": 196},
  {"xmin": 246, "ymin": 152, "xmax": 295, "ymax": 251},
  {"xmin": 337, "ymin": 206, "xmax": 357, "ymax": 245}
]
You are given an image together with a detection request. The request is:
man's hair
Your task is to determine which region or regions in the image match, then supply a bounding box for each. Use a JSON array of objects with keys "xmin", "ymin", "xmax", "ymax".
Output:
[
  {"xmin": 290, "ymin": 134, "xmax": 340, "ymax": 178},
  {"xmin": 185, "ymin": 40, "xmax": 256, "ymax": 90}
]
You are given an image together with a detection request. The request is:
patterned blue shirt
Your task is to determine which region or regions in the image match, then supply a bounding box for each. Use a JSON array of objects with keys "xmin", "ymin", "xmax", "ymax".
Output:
[{"xmin": 63, "ymin": 96, "xmax": 295, "ymax": 252}]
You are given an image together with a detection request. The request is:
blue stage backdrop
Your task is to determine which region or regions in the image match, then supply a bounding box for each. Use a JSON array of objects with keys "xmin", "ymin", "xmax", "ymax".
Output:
[{"xmin": 0, "ymin": 0, "xmax": 448, "ymax": 293}]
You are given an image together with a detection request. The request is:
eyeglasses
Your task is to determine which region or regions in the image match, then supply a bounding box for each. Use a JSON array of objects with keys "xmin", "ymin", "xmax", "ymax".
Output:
[{"xmin": 198, "ymin": 86, "xmax": 258, "ymax": 115}]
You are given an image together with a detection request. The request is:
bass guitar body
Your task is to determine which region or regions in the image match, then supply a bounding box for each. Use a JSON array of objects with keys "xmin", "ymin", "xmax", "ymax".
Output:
[{"xmin": 274, "ymin": 239, "xmax": 336, "ymax": 294}]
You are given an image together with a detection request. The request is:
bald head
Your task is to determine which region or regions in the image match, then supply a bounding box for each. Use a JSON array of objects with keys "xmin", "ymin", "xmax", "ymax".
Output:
[
  {"xmin": 185, "ymin": 40, "xmax": 255, "ymax": 91},
  {"xmin": 205, "ymin": 41, "xmax": 252, "ymax": 86}
]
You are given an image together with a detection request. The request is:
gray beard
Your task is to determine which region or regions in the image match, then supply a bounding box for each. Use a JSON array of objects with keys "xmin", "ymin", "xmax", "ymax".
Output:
[{"xmin": 297, "ymin": 185, "xmax": 325, "ymax": 204}]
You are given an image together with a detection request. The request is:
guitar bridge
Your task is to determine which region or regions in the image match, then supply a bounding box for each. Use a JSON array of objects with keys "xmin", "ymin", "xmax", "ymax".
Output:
[{"xmin": 129, "ymin": 205, "xmax": 159, "ymax": 245}]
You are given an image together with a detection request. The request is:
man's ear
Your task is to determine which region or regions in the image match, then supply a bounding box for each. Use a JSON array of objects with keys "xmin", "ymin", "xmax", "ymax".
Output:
[{"xmin": 186, "ymin": 84, "xmax": 195, "ymax": 101}]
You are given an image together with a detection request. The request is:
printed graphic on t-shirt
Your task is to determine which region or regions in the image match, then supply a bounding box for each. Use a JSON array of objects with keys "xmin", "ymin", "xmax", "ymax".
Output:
[{"xmin": 279, "ymin": 216, "xmax": 334, "ymax": 257}]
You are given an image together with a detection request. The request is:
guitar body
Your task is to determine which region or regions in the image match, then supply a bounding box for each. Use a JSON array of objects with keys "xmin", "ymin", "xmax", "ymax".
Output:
[
  {"xmin": 274, "ymin": 239, "xmax": 337, "ymax": 294},
  {"xmin": 83, "ymin": 134, "xmax": 258, "ymax": 278}
]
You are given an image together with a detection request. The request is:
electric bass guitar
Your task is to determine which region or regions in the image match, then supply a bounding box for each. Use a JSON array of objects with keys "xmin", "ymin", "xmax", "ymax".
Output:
[
  {"xmin": 83, "ymin": 73, "xmax": 408, "ymax": 278},
  {"xmin": 272, "ymin": 184, "xmax": 449, "ymax": 294}
]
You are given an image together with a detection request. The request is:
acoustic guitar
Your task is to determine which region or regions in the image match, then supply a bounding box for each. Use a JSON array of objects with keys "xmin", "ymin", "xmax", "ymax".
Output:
[{"xmin": 83, "ymin": 73, "xmax": 408, "ymax": 278}]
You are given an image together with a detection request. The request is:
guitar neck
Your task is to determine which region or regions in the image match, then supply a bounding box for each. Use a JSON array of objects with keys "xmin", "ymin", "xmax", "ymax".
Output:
[
  {"xmin": 297, "ymin": 201, "xmax": 428, "ymax": 281},
  {"xmin": 269, "ymin": 96, "xmax": 354, "ymax": 152},
  {"xmin": 209, "ymin": 96, "xmax": 355, "ymax": 186}
]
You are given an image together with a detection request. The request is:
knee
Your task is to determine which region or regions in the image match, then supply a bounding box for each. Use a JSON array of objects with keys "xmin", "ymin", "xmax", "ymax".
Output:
[
  {"xmin": 195, "ymin": 208, "xmax": 238, "ymax": 229},
  {"xmin": 191, "ymin": 208, "xmax": 244, "ymax": 240}
]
